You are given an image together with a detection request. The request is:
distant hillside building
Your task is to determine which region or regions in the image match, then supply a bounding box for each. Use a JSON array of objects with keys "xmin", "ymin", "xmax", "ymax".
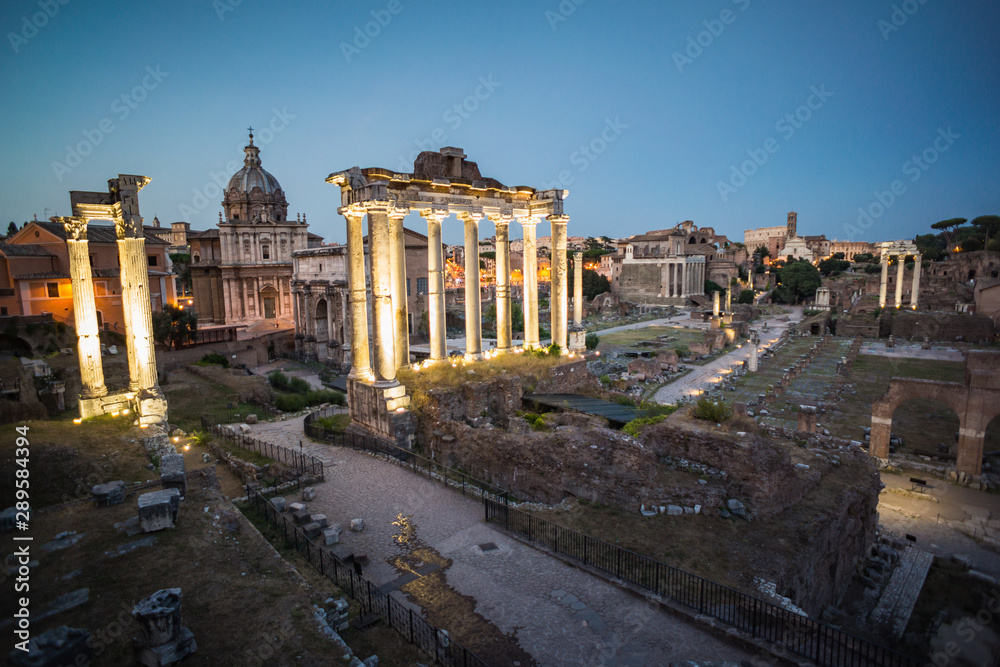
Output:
[
  {"xmin": 745, "ymin": 212, "xmax": 829, "ymax": 262},
  {"xmin": 189, "ymin": 131, "xmax": 322, "ymax": 326},
  {"xmin": 608, "ymin": 221, "xmax": 742, "ymax": 305}
]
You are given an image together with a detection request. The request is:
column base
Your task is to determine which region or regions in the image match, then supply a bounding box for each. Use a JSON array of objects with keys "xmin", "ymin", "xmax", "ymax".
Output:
[
  {"xmin": 79, "ymin": 391, "xmax": 137, "ymax": 421},
  {"xmin": 568, "ymin": 327, "xmax": 587, "ymax": 353},
  {"xmin": 346, "ymin": 378, "xmax": 415, "ymax": 449},
  {"xmin": 138, "ymin": 387, "xmax": 168, "ymax": 426},
  {"xmin": 464, "ymin": 351, "xmax": 485, "ymax": 362}
]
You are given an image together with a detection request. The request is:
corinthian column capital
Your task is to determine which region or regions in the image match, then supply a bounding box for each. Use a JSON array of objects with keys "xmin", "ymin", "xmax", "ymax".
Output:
[{"xmin": 56, "ymin": 216, "xmax": 88, "ymax": 241}]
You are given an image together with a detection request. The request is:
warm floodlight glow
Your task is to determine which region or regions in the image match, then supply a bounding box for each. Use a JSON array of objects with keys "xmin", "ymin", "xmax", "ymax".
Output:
[
  {"xmin": 183, "ymin": 444, "xmax": 190, "ymax": 451},
  {"xmin": 173, "ymin": 436, "xmax": 179, "ymax": 443},
  {"xmin": 73, "ymin": 418, "xmax": 82, "ymax": 424},
  {"xmin": 395, "ymin": 407, "xmax": 406, "ymax": 413},
  {"xmin": 122, "ymin": 408, "xmax": 130, "ymax": 415},
  {"xmin": 139, "ymin": 423, "xmax": 149, "ymax": 429}
]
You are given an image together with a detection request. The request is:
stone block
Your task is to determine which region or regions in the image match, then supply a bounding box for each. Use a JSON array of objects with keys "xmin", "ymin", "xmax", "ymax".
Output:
[
  {"xmin": 323, "ymin": 528, "xmax": 341, "ymax": 545},
  {"xmin": 666, "ymin": 505, "xmax": 683, "ymax": 516},
  {"xmin": 245, "ymin": 414, "xmax": 258, "ymax": 425},
  {"xmin": 238, "ymin": 423, "xmax": 251, "ymax": 434},
  {"xmin": 302, "ymin": 522, "xmax": 322, "ymax": 539},
  {"xmin": 92, "ymin": 480, "xmax": 128, "ymax": 507},
  {"xmin": 302, "ymin": 486, "xmax": 316, "ymax": 501},
  {"xmin": 8, "ymin": 625, "xmax": 92, "ymax": 667},
  {"xmin": 137, "ymin": 489, "xmax": 180, "ymax": 533},
  {"xmin": 311, "ymin": 513, "xmax": 329, "ymax": 528},
  {"xmin": 292, "ymin": 509, "xmax": 311, "ymax": 525},
  {"xmin": 288, "ymin": 502, "xmax": 305, "ymax": 513},
  {"xmin": 132, "ymin": 588, "xmax": 197, "ymax": 667},
  {"xmin": 329, "ymin": 523, "xmax": 343, "ymax": 535},
  {"xmin": 270, "ymin": 497, "xmax": 286, "ymax": 512},
  {"xmin": 201, "ymin": 453, "xmax": 211, "ymax": 463},
  {"xmin": 159, "ymin": 454, "xmax": 186, "ymax": 497},
  {"xmin": 350, "ymin": 518, "xmax": 364, "ymax": 532}
]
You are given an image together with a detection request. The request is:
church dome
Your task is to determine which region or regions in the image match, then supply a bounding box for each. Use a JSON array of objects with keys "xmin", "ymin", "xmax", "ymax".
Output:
[{"xmin": 227, "ymin": 131, "xmax": 282, "ymax": 196}]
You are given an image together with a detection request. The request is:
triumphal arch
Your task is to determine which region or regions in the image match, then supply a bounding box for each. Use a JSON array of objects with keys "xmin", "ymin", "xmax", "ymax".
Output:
[
  {"xmin": 55, "ymin": 174, "xmax": 167, "ymax": 425},
  {"xmin": 327, "ymin": 147, "xmax": 573, "ymax": 446}
]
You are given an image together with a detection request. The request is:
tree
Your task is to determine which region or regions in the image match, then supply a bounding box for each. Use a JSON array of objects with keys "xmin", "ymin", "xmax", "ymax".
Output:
[
  {"xmin": 931, "ymin": 218, "xmax": 967, "ymax": 249},
  {"xmin": 567, "ymin": 262, "xmax": 611, "ymax": 300},
  {"xmin": 585, "ymin": 237, "xmax": 603, "ymax": 251},
  {"xmin": 831, "ymin": 252, "xmax": 845, "ymax": 260},
  {"xmin": 914, "ymin": 233, "xmax": 945, "ymax": 261},
  {"xmin": 972, "ymin": 215, "xmax": 1000, "ymax": 249},
  {"xmin": 152, "ymin": 304, "xmax": 197, "ymax": 349},
  {"xmin": 817, "ymin": 258, "xmax": 851, "ymax": 276},
  {"xmin": 737, "ymin": 289, "xmax": 755, "ymax": 304},
  {"xmin": 777, "ymin": 261, "xmax": 821, "ymax": 303},
  {"xmin": 754, "ymin": 245, "xmax": 770, "ymax": 258},
  {"xmin": 704, "ymin": 279, "xmax": 726, "ymax": 295},
  {"xmin": 852, "ymin": 252, "xmax": 874, "ymax": 263}
]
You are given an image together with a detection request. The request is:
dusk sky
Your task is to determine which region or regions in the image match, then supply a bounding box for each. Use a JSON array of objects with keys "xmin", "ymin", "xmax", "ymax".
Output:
[{"xmin": 1, "ymin": 0, "xmax": 997, "ymax": 247}]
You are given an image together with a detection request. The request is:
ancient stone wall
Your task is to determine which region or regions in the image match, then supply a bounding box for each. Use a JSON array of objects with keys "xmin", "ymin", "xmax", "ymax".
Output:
[{"xmin": 888, "ymin": 311, "xmax": 994, "ymax": 342}]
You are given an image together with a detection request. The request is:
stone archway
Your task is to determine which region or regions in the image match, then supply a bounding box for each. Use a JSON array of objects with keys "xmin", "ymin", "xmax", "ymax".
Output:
[
  {"xmin": 259, "ymin": 285, "xmax": 279, "ymax": 319},
  {"xmin": 314, "ymin": 298, "xmax": 328, "ymax": 361},
  {"xmin": 870, "ymin": 351, "xmax": 1000, "ymax": 478}
]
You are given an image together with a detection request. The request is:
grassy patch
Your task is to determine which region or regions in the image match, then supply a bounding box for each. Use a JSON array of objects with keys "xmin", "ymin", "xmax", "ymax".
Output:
[{"xmin": 313, "ymin": 413, "xmax": 351, "ymax": 433}]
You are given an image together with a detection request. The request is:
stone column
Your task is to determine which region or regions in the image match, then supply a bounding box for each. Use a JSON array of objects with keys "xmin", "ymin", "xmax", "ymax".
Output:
[
  {"xmin": 116, "ymin": 218, "xmax": 158, "ymax": 394},
  {"xmin": 748, "ymin": 329, "xmax": 759, "ymax": 372},
  {"xmin": 60, "ymin": 217, "xmax": 107, "ymax": 399},
  {"xmin": 522, "ymin": 218, "xmax": 539, "ymax": 348},
  {"xmin": 713, "ymin": 291, "xmax": 720, "ymax": 317},
  {"xmin": 549, "ymin": 214, "xmax": 569, "ymax": 350},
  {"xmin": 421, "ymin": 210, "xmax": 447, "ymax": 361},
  {"xmin": 367, "ymin": 204, "xmax": 397, "ymax": 384},
  {"xmin": 493, "ymin": 216, "xmax": 512, "ymax": 351},
  {"xmin": 302, "ymin": 284, "xmax": 316, "ymax": 361},
  {"xmin": 388, "ymin": 208, "xmax": 409, "ymax": 370},
  {"xmin": 725, "ymin": 283, "xmax": 732, "ymax": 312},
  {"xmin": 460, "ymin": 211, "xmax": 483, "ymax": 360},
  {"xmin": 573, "ymin": 251, "xmax": 583, "ymax": 325},
  {"xmin": 343, "ymin": 208, "xmax": 372, "ymax": 380},
  {"xmin": 879, "ymin": 256, "xmax": 889, "ymax": 308},
  {"xmin": 911, "ymin": 254, "xmax": 922, "ymax": 309},
  {"xmin": 894, "ymin": 256, "xmax": 905, "ymax": 308},
  {"xmin": 681, "ymin": 261, "xmax": 688, "ymax": 298}
]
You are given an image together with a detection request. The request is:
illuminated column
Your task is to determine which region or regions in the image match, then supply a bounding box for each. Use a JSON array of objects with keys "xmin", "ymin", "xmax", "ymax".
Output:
[
  {"xmin": 549, "ymin": 214, "xmax": 569, "ymax": 349},
  {"xmin": 911, "ymin": 254, "xmax": 922, "ymax": 309},
  {"xmin": 894, "ymin": 255, "xmax": 905, "ymax": 308},
  {"xmin": 573, "ymin": 251, "xmax": 583, "ymax": 325},
  {"xmin": 879, "ymin": 256, "xmax": 889, "ymax": 308},
  {"xmin": 367, "ymin": 204, "xmax": 397, "ymax": 384},
  {"xmin": 725, "ymin": 282, "xmax": 732, "ymax": 312},
  {"xmin": 342, "ymin": 207, "xmax": 372, "ymax": 380},
  {"xmin": 460, "ymin": 211, "xmax": 483, "ymax": 360},
  {"xmin": 421, "ymin": 210, "xmax": 448, "ymax": 361},
  {"xmin": 116, "ymin": 218, "xmax": 158, "ymax": 394},
  {"xmin": 713, "ymin": 291, "xmax": 720, "ymax": 317},
  {"xmin": 493, "ymin": 216, "xmax": 512, "ymax": 351},
  {"xmin": 748, "ymin": 329, "xmax": 759, "ymax": 372},
  {"xmin": 388, "ymin": 207, "xmax": 409, "ymax": 370},
  {"xmin": 522, "ymin": 218, "xmax": 539, "ymax": 347},
  {"xmin": 60, "ymin": 217, "xmax": 107, "ymax": 399}
]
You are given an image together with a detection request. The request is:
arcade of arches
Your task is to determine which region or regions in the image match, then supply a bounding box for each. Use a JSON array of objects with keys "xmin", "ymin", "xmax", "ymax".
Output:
[{"xmin": 870, "ymin": 350, "xmax": 1000, "ymax": 478}]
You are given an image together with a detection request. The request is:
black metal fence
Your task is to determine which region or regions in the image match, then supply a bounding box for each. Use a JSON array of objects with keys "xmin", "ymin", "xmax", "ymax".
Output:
[
  {"xmin": 304, "ymin": 407, "xmax": 509, "ymax": 502},
  {"xmin": 245, "ymin": 488, "xmax": 487, "ymax": 666},
  {"xmin": 200, "ymin": 417, "xmax": 324, "ymax": 480},
  {"xmin": 484, "ymin": 499, "xmax": 919, "ymax": 667}
]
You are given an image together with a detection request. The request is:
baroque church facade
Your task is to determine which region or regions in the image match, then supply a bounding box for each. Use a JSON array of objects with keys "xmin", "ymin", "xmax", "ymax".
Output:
[{"xmin": 190, "ymin": 131, "xmax": 321, "ymax": 326}]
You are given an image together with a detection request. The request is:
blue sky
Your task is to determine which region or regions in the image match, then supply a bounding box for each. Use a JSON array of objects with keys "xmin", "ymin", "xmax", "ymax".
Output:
[{"xmin": 1, "ymin": 0, "xmax": 997, "ymax": 247}]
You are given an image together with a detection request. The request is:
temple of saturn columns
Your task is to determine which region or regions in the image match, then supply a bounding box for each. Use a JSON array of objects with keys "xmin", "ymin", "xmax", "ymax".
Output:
[
  {"xmin": 327, "ymin": 147, "xmax": 580, "ymax": 446},
  {"xmin": 57, "ymin": 174, "xmax": 167, "ymax": 425},
  {"xmin": 877, "ymin": 240, "xmax": 922, "ymax": 310}
]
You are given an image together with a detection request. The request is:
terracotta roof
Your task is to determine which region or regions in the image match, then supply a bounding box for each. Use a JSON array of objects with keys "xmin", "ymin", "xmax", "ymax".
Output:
[
  {"xmin": 188, "ymin": 228, "xmax": 219, "ymax": 239},
  {"xmin": 14, "ymin": 271, "xmax": 67, "ymax": 280},
  {"xmin": 0, "ymin": 243, "xmax": 53, "ymax": 256},
  {"xmin": 32, "ymin": 221, "xmax": 169, "ymax": 245}
]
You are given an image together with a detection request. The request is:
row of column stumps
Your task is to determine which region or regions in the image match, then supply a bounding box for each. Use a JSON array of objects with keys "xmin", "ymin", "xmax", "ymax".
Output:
[
  {"xmin": 878, "ymin": 251, "xmax": 922, "ymax": 310},
  {"xmin": 341, "ymin": 205, "xmax": 575, "ymax": 384}
]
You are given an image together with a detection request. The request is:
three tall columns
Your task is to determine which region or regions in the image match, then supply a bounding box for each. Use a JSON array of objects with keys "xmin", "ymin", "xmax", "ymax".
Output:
[{"xmin": 877, "ymin": 254, "xmax": 922, "ymax": 309}]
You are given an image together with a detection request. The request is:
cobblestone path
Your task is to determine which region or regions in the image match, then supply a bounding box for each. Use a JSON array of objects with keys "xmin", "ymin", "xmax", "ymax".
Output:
[{"xmin": 247, "ymin": 418, "xmax": 759, "ymax": 666}]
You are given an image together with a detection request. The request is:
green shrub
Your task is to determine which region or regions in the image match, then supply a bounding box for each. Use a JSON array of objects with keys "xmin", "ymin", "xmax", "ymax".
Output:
[
  {"xmin": 623, "ymin": 415, "xmax": 669, "ymax": 437},
  {"xmin": 314, "ymin": 413, "xmax": 351, "ymax": 432},
  {"xmin": 674, "ymin": 344, "xmax": 690, "ymax": 358},
  {"xmin": 585, "ymin": 333, "xmax": 600, "ymax": 350},
  {"xmin": 692, "ymin": 397, "xmax": 732, "ymax": 423},
  {"xmin": 274, "ymin": 388, "xmax": 345, "ymax": 413},
  {"xmin": 198, "ymin": 352, "xmax": 230, "ymax": 368}
]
